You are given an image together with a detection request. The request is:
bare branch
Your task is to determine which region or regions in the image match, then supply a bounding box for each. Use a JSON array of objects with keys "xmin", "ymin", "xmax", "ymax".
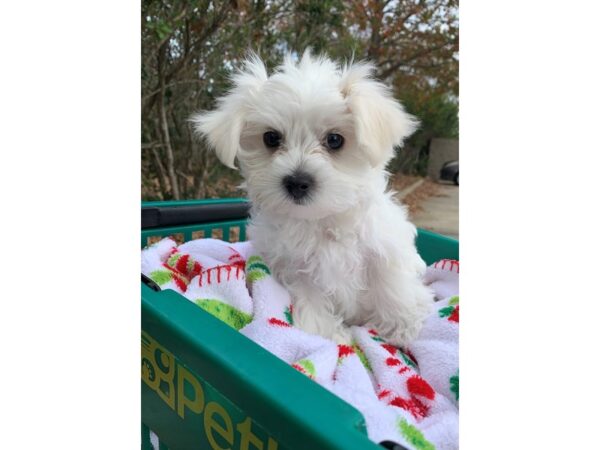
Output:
[{"xmin": 157, "ymin": 43, "xmax": 180, "ymax": 200}]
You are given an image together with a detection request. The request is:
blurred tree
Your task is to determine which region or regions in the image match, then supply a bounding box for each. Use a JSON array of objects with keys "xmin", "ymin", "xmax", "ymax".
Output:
[
  {"xmin": 389, "ymin": 92, "xmax": 458, "ymax": 174},
  {"xmin": 342, "ymin": 0, "xmax": 458, "ymax": 175},
  {"xmin": 141, "ymin": 0, "xmax": 458, "ymax": 200}
]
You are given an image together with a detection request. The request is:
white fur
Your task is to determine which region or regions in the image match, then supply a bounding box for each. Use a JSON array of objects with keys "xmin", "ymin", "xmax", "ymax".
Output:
[{"xmin": 192, "ymin": 51, "xmax": 433, "ymax": 346}]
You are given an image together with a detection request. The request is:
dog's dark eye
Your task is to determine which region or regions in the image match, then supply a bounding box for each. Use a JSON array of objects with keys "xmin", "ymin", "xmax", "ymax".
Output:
[
  {"xmin": 263, "ymin": 131, "xmax": 282, "ymax": 148},
  {"xmin": 325, "ymin": 133, "xmax": 344, "ymax": 151}
]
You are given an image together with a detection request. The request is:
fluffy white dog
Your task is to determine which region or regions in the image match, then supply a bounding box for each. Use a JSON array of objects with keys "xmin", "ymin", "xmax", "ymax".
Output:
[{"xmin": 192, "ymin": 52, "xmax": 434, "ymax": 346}]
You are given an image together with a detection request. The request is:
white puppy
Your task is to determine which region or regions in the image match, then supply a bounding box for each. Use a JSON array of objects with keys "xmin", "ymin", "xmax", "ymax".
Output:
[{"xmin": 192, "ymin": 52, "xmax": 434, "ymax": 347}]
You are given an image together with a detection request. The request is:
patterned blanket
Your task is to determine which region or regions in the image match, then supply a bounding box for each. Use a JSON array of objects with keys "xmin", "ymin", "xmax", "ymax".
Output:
[{"xmin": 142, "ymin": 237, "xmax": 459, "ymax": 450}]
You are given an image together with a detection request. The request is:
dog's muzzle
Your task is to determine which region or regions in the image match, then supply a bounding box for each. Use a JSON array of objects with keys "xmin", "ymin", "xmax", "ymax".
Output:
[{"xmin": 282, "ymin": 172, "xmax": 314, "ymax": 202}]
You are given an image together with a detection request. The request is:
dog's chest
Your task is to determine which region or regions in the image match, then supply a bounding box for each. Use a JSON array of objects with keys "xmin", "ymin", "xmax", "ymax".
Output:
[{"xmin": 252, "ymin": 221, "xmax": 370, "ymax": 306}]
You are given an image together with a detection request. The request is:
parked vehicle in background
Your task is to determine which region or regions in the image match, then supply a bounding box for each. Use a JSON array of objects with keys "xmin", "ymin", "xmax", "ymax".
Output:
[{"xmin": 440, "ymin": 160, "xmax": 459, "ymax": 185}]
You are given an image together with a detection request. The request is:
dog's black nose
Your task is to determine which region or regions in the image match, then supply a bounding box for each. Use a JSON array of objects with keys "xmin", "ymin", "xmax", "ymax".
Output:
[{"xmin": 283, "ymin": 172, "xmax": 314, "ymax": 200}]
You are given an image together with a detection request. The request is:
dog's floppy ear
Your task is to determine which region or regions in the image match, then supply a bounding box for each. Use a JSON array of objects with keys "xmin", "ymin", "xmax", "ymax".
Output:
[
  {"xmin": 191, "ymin": 54, "xmax": 268, "ymax": 169},
  {"xmin": 340, "ymin": 62, "xmax": 418, "ymax": 167}
]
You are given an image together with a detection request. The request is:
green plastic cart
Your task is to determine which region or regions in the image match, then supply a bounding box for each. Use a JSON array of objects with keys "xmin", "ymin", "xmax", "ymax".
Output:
[{"xmin": 141, "ymin": 199, "xmax": 458, "ymax": 450}]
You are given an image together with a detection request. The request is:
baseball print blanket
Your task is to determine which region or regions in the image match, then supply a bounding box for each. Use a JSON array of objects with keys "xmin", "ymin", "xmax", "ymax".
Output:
[{"xmin": 142, "ymin": 238, "xmax": 459, "ymax": 450}]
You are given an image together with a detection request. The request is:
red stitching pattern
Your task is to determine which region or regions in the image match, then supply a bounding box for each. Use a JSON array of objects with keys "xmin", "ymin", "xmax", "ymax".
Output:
[
  {"xmin": 228, "ymin": 247, "xmax": 246, "ymax": 268},
  {"xmin": 433, "ymin": 259, "xmax": 460, "ymax": 273},
  {"xmin": 198, "ymin": 264, "xmax": 244, "ymax": 287}
]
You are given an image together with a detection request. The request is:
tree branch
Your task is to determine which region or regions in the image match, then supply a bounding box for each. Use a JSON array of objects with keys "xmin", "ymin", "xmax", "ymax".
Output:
[
  {"xmin": 378, "ymin": 40, "xmax": 455, "ymax": 80},
  {"xmin": 157, "ymin": 43, "xmax": 180, "ymax": 200}
]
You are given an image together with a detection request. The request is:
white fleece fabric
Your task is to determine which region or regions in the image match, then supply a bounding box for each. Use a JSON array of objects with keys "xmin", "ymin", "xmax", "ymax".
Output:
[{"xmin": 142, "ymin": 238, "xmax": 459, "ymax": 450}]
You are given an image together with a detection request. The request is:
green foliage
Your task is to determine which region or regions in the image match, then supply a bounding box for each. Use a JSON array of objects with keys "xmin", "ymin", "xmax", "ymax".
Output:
[
  {"xmin": 141, "ymin": 0, "xmax": 458, "ymax": 200},
  {"xmin": 406, "ymin": 94, "xmax": 459, "ymax": 142},
  {"xmin": 388, "ymin": 93, "xmax": 459, "ymax": 175}
]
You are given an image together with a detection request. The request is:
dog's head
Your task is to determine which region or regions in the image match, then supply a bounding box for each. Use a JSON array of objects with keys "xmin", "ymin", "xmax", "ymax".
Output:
[{"xmin": 192, "ymin": 51, "xmax": 417, "ymax": 219}]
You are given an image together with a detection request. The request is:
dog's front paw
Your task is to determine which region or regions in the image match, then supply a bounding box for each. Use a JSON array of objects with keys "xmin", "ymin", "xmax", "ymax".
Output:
[
  {"xmin": 330, "ymin": 326, "xmax": 353, "ymax": 345},
  {"xmin": 380, "ymin": 326, "xmax": 419, "ymax": 348}
]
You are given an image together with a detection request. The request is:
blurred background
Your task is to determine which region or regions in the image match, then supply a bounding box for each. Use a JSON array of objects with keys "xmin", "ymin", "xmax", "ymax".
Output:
[{"xmin": 142, "ymin": 0, "xmax": 458, "ymax": 237}]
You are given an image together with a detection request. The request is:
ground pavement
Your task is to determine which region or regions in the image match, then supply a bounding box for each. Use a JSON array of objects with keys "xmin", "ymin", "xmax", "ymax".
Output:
[{"xmin": 410, "ymin": 183, "xmax": 459, "ymax": 240}]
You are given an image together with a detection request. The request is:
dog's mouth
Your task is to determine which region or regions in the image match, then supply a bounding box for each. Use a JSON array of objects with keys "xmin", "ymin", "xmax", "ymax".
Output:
[
  {"xmin": 290, "ymin": 197, "xmax": 311, "ymax": 206},
  {"xmin": 287, "ymin": 191, "xmax": 313, "ymax": 205}
]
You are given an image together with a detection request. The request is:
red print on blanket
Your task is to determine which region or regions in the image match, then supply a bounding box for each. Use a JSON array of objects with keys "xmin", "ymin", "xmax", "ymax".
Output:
[
  {"xmin": 162, "ymin": 249, "xmax": 204, "ymax": 292},
  {"xmin": 198, "ymin": 264, "xmax": 244, "ymax": 287},
  {"xmin": 268, "ymin": 317, "xmax": 292, "ymax": 327},
  {"xmin": 338, "ymin": 344, "xmax": 355, "ymax": 359},
  {"xmin": 228, "ymin": 247, "xmax": 246, "ymax": 269},
  {"xmin": 433, "ymin": 259, "xmax": 459, "ymax": 273},
  {"xmin": 438, "ymin": 299, "xmax": 459, "ymax": 323},
  {"xmin": 380, "ymin": 375, "xmax": 436, "ymax": 420},
  {"xmin": 160, "ymin": 263, "xmax": 189, "ymax": 292},
  {"xmin": 448, "ymin": 305, "xmax": 459, "ymax": 322},
  {"xmin": 386, "ymin": 357, "xmax": 410, "ymax": 375},
  {"xmin": 174, "ymin": 253, "xmax": 202, "ymax": 279},
  {"xmin": 195, "ymin": 247, "xmax": 247, "ymax": 287}
]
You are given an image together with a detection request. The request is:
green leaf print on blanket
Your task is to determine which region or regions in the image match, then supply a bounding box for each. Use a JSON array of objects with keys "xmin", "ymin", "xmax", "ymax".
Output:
[
  {"xmin": 284, "ymin": 305, "xmax": 294, "ymax": 325},
  {"xmin": 292, "ymin": 359, "xmax": 316, "ymax": 379},
  {"xmin": 246, "ymin": 255, "xmax": 271, "ymax": 283},
  {"xmin": 398, "ymin": 418, "xmax": 436, "ymax": 450},
  {"xmin": 195, "ymin": 299, "xmax": 252, "ymax": 330},
  {"xmin": 352, "ymin": 343, "xmax": 372, "ymax": 372},
  {"xmin": 438, "ymin": 296, "xmax": 459, "ymax": 323},
  {"xmin": 450, "ymin": 371, "xmax": 459, "ymax": 401},
  {"xmin": 148, "ymin": 270, "xmax": 173, "ymax": 286}
]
